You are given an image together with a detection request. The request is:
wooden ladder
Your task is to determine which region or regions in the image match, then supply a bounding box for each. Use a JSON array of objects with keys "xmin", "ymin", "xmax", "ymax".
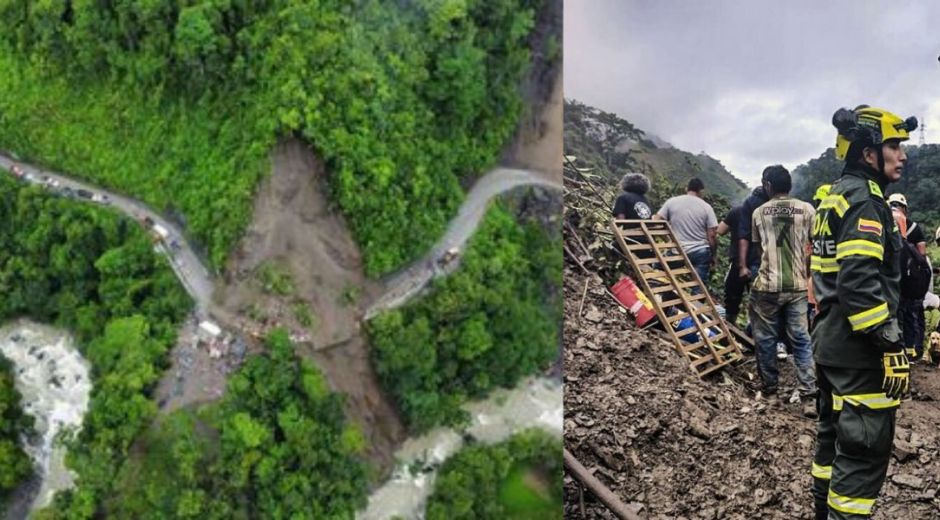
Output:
[{"xmin": 610, "ymin": 218, "xmax": 743, "ymax": 377}]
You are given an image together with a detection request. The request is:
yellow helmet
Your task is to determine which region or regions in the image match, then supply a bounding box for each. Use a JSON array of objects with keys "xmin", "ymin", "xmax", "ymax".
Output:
[
  {"xmin": 833, "ymin": 105, "xmax": 917, "ymax": 161},
  {"xmin": 812, "ymin": 184, "xmax": 832, "ymax": 204}
]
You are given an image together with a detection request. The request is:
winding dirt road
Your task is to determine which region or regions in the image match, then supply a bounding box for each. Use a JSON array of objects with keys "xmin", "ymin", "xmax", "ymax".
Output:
[
  {"xmin": 0, "ymin": 153, "xmax": 215, "ymax": 317},
  {"xmin": 363, "ymin": 167, "xmax": 562, "ymax": 320},
  {"xmin": 0, "ymin": 151, "xmax": 560, "ymax": 322}
]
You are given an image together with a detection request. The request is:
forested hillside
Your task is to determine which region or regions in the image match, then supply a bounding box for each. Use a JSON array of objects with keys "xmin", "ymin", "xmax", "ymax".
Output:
[
  {"xmin": 426, "ymin": 429, "xmax": 562, "ymax": 519},
  {"xmin": 0, "ymin": 174, "xmax": 192, "ymax": 515},
  {"xmin": 791, "ymin": 145, "xmax": 940, "ymax": 235},
  {"xmin": 369, "ymin": 200, "xmax": 561, "ymax": 432},
  {"xmin": 564, "ymin": 99, "xmax": 749, "ymax": 206},
  {"xmin": 0, "ymin": 0, "xmax": 551, "ymax": 274},
  {"xmin": 101, "ymin": 329, "xmax": 369, "ymax": 519},
  {"xmin": 0, "ymin": 354, "xmax": 32, "ymax": 502}
]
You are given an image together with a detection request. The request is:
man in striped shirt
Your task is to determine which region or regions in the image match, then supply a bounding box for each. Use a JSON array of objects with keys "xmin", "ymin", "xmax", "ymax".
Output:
[{"xmin": 749, "ymin": 165, "xmax": 818, "ymax": 414}]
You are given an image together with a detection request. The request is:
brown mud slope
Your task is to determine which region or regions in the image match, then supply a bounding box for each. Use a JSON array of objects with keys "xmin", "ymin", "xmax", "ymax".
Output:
[
  {"xmin": 563, "ymin": 268, "xmax": 940, "ymax": 519},
  {"xmin": 219, "ymin": 139, "xmax": 404, "ymax": 468},
  {"xmin": 500, "ymin": 0, "xmax": 562, "ymax": 183}
]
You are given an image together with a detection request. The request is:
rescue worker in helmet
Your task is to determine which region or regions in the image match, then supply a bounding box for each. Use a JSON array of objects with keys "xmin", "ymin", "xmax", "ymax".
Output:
[
  {"xmin": 886, "ymin": 193, "xmax": 930, "ymax": 362},
  {"xmin": 807, "ymin": 184, "xmax": 831, "ymax": 320},
  {"xmin": 810, "ymin": 105, "xmax": 916, "ymax": 520}
]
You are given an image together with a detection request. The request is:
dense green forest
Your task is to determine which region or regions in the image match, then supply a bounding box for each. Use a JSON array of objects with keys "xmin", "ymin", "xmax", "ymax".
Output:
[
  {"xmin": 0, "ymin": 174, "xmax": 192, "ymax": 516},
  {"xmin": 0, "ymin": 353, "xmax": 33, "ymax": 501},
  {"xmin": 369, "ymin": 200, "xmax": 561, "ymax": 431},
  {"xmin": 792, "ymin": 145, "xmax": 940, "ymax": 236},
  {"xmin": 564, "ymin": 99, "xmax": 750, "ymax": 205},
  {"xmin": 0, "ymin": 0, "xmax": 550, "ymax": 274},
  {"xmin": 425, "ymin": 429, "xmax": 562, "ymax": 520},
  {"xmin": 98, "ymin": 329, "xmax": 369, "ymax": 519}
]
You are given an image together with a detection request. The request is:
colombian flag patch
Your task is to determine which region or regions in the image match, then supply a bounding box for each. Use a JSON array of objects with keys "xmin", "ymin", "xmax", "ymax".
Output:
[{"xmin": 858, "ymin": 218, "xmax": 883, "ymax": 236}]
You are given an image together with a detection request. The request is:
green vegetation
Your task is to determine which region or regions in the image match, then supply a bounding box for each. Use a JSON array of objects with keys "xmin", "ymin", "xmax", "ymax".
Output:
[
  {"xmin": 564, "ymin": 99, "xmax": 750, "ymax": 205},
  {"xmin": 104, "ymin": 329, "xmax": 369, "ymax": 519},
  {"xmin": 339, "ymin": 284, "xmax": 361, "ymax": 307},
  {"xmin": 292, "ymin": 301, "xmax": 316, "ymax": 330},
  {"xmin": 792, "ymin": 145, "xmax": 940, "ymax": 234},
  {"xmin": 0, "ymin": 0, "xmax": 544, "ymax": 274},
  {"xmin": 256, "ymin": 261, "xmax": 294, "ymax": 297},
  {"xmin": 0, "ymin": 353, "xmax": 33, "ymax": 500},
  {"xmin": 426, "ymin": 429, "xmax": 561, "ymax": 520},
  {"xmin": 369, "ymin": 203, "xmax": 561, "ymax": 431},
  {"xmin": 0, "ymin": 174, "xmax": 192, "ymax": 516}
]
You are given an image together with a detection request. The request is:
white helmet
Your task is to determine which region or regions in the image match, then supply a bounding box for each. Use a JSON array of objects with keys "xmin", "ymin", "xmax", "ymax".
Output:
[{"xmin": 887, "ymin": 193, "xmax": 908, "ymax": 207}]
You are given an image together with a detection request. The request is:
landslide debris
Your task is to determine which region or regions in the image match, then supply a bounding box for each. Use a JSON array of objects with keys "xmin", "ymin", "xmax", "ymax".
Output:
[{"xmin": 562, "ymin": 267, "xmax": 940, "ymax": 519}]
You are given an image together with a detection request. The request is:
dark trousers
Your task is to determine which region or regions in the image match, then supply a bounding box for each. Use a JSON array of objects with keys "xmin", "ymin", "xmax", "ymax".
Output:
[
  {"xmin": 723, "ymin": 262, "xmax": 747, "ymax": 324},
  {"xmin": 899, "ymin": 297, "xmax": 925, "ymax": 359},
  {"xmin": 812, "ymin": 365, "xmax": 898, "ymax": 519}
]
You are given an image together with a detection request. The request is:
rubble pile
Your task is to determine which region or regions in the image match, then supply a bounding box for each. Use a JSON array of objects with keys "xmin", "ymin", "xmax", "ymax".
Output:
[{"xmin": 563, "ymin": 268, "xmax": 940, "ymax": 519}]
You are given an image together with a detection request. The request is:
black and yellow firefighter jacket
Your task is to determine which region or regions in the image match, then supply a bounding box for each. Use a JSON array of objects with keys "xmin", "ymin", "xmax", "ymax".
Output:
[{"xmin": 811, "ymin": 164, "xmax": 902, "ymax": 369}]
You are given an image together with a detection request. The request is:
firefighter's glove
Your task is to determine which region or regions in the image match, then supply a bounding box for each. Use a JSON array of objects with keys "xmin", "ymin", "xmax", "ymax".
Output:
[
  {"xmin": 869, "ymin": 319, "xmax": 903, "ymax": 353},
  {"xmin": 882, "ymin": 351, "xmax": 910, "ymax": 400}
]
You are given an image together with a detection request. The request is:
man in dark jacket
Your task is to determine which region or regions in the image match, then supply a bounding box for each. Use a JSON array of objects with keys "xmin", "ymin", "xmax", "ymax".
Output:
[
  {"xmin": 737, "ymin": 181, "xmax": 772, "ymax": 279},
  {"xmin": 613, "ymin": 172, "xmax": 653, "ymax": 220},
  {"xmin": 612, "ymin": 172, "xmax": 654, "ymax": 259},
  {"xmin": 717, "ymin": 205, "xmax": 745, "ymax": 325},
  {"xmin": 810, "ymin": 105, "xmax": 917, "ymax": 520}
]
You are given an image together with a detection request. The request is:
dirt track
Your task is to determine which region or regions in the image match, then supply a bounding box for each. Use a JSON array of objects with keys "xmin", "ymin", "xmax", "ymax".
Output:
[{"xmin": 563, "ymin": 267, "xmax": 940, "ymax": 519}]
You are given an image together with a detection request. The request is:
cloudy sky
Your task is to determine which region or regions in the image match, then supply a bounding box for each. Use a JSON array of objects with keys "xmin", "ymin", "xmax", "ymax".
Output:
[{"xmin": 565, "ymin": 1, "xmax": 940, "ymax": 186}]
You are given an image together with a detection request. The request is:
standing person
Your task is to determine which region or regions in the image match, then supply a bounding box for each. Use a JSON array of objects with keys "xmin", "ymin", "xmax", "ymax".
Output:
[
  {"xmin": 807, "ymin": 184, "xmax": 833, "ymax": 320},
  {"xmin": 887, "ymin": 194, "xmax": 927, "ymax": 255},
  {"xmin": 717, "ymin": 205, "xmax": 746, "ymax": 325},
  {"xmin": 810, "ymin": 105, "xmax": 917, "ymax": 520},
  {"xmin": 887, "ymin": 193, "xmax": 930, "ymax": 361},
  {"xmin": 737, "ymin": 174, "xmax": 775, "ymax": 280},
  {"xmin": 738, "ymin": 169, "xmax": 782, "ymax": 358},
  {"xmin": 612, "ymin": 172, "xmax": 653, "ymax": 220},
  {"xmin": 748, "ymin": 166, "xmax": 817, "ymax": 416},
  {"xmin": 612, "ymin": 172, "xmax": 654, "ymax": 259},
  {"xmin": 653, "ymin": 178, "xmax": 718, "ymax": 284}
]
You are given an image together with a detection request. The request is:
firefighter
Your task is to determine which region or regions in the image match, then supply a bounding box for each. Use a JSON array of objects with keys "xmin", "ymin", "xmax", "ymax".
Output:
[{"xmin": 810, "ymin": 105, "xmax": 917, "ymax": 519}]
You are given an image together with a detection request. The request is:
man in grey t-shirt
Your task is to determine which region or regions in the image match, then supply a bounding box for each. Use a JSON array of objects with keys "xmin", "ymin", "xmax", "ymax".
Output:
[{"xmin": 654, "ymin": 178, "xmax": 719, "ymax": 284}]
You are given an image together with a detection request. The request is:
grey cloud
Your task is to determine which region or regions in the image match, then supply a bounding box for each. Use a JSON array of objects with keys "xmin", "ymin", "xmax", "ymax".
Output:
[{"xmin": 566, "ymin": 1, "xmax": 940, "ymax": 185}]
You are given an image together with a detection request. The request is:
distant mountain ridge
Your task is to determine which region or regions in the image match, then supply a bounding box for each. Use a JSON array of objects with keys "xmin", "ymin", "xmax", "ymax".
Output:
[
  {"xmin": 791, "ymin": 144, "xmax": 940, "ymax": 234},
  {"xmin": 564, "ymin": 99, "xmax": 749, "ymax": 205}
]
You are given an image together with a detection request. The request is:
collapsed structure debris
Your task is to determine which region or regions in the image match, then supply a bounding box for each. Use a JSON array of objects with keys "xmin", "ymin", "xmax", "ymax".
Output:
[{"xmin": 562, "ymin": 157, "xmax": 940, "ymax": 519}]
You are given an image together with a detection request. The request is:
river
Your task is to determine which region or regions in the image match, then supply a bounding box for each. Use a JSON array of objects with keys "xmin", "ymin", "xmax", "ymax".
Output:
[
  {"xmin": 0, "ymin": 321, "xmax": 91, "ymax": 519},
  {"xmin": 358, "ymin": 376, "xmax": 562, "ymax": 520}
]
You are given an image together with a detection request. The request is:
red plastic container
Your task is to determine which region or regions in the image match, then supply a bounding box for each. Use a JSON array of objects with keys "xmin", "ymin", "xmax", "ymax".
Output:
[{"xmin": 611, "ymin": 277, "xmax": 657, "ymax": 327}]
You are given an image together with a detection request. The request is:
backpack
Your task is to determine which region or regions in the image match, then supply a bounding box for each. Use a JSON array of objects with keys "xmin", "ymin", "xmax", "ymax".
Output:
[{"xmin": 900, "ymin": 238, "xmax": 931, "ymax": 299}]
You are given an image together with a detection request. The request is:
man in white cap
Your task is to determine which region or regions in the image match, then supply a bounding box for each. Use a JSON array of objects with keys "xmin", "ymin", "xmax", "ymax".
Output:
[{"xmin": 888, "ymin": 193, "xmax": 930, "ymax": 361}]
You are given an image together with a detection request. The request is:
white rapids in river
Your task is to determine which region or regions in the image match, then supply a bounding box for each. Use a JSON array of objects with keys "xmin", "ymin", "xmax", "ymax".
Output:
[
  {"xmin": 359, "ymin": 376, "xmax": 562, "ymax": 520},
  {"xmin": 0, "ymin": 321, "xmax": 91, "ymax": 513}
]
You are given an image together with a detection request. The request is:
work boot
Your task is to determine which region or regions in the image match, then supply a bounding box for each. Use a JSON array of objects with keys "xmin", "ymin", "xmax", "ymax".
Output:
[
  {"xmin": 759, "ymin": 385, "xmax": 777, "ymax": 399},
  {"xmin": 801, "ymin": 398, "xmax": 818, "ymax": 419}
]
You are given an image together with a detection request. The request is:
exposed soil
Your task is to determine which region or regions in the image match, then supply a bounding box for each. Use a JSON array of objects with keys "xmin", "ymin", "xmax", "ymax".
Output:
[
  {"xmin": 501, "ymin": 0, "xmax": 562, "ymax": 184},
  {"xmin": 217, "ymin": 139, "xmax": 404, "ymax": 468},
  {"xmin": 220, "ymin": 139, "xmax": 382, "ymax": 348},
  {"xmin": 563, "ymin": 267, "xmax": 940, "ymax": 519}
]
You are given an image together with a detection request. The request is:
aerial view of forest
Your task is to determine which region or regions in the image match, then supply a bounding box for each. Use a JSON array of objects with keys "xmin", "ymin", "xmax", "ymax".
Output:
[{"xmin": 0, "ymin": 0, "xmax": 562, "ymax": 518}]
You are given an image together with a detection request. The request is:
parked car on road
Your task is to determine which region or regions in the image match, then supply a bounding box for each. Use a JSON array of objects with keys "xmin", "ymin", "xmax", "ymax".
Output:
[{"xmin": 76, "ymin": 189, "xmax": 93, "ymax": 199}]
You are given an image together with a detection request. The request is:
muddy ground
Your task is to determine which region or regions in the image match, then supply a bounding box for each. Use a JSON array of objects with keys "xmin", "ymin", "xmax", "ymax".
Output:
[
  {"xmin": 563, "ymin": 267, "xmax": 940, "ymax": 519},
  {"xmin": 218, "ymin": 139, "xmax": 405, "ymax": 468}
]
